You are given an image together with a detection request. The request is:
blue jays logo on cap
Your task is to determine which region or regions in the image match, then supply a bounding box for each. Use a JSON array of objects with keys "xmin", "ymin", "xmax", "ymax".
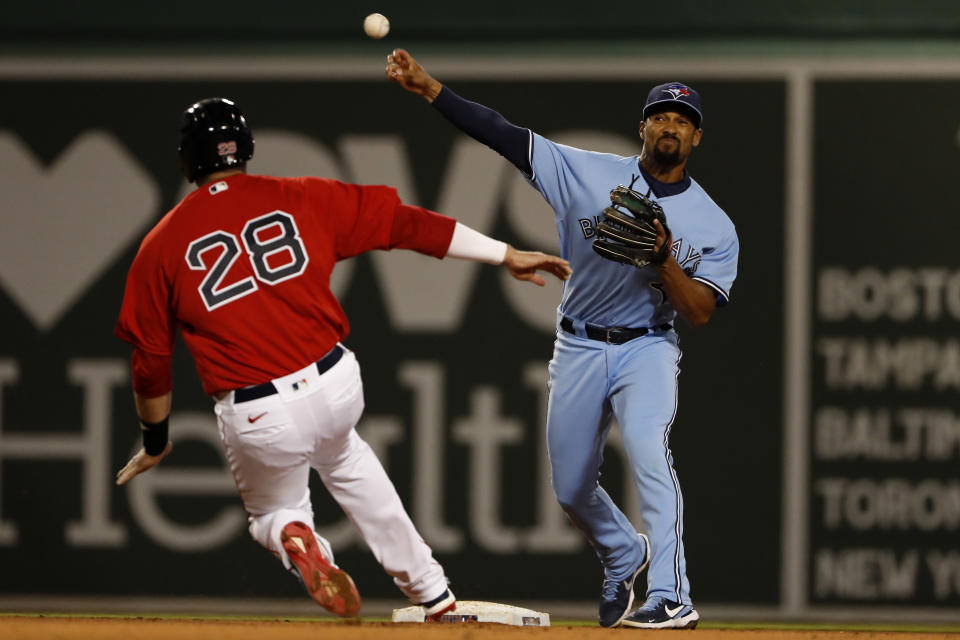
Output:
[{"xmin": 643, "ymin": 82, "xmax": 703, "ymax": 128}]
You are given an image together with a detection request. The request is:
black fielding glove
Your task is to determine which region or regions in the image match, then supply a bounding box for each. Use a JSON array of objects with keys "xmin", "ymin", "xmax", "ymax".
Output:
[{"xmin": 592, "ymin": 185, "xmax": 671, "ymax": 268}]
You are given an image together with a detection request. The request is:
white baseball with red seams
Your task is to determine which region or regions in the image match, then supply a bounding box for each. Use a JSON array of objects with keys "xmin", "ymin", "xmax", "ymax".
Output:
[{"xmin": 363, "ymin": 13, "xmax": 390, "ymax": 39}]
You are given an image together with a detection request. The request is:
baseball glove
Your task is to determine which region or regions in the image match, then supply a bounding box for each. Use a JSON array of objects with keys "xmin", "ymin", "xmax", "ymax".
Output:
[{"xmin": 592, "ymin": 185, "xmax": 671, "ymax": 268}]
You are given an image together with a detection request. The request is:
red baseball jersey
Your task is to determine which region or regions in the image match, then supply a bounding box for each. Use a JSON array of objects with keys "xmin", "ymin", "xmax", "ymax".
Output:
[{"xmin": 116, "ymin": 174, "xmax": 455, "ymax": 394}]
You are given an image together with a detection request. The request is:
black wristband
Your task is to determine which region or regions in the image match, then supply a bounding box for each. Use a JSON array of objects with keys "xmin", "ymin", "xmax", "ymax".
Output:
[{"xmin": 140, "ymin": 416, "xmax": 169, "ymax": 456}]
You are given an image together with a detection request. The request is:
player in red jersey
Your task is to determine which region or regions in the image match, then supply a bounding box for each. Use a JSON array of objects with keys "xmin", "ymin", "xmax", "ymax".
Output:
[{"xmin": 114, "ymin": 98, "xmax": 571, "ymax": 619}]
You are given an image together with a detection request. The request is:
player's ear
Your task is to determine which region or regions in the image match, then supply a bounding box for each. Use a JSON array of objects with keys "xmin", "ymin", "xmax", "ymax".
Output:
[
  {"xmin": 638, "ymin": 120, "xmax": 646, "ymax": 140},
  {"xmin": 692, "ymin": 128, "xmax": 702, "ymax": 147}
]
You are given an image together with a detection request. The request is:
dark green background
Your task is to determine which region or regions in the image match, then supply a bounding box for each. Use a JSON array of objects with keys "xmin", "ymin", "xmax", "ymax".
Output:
[
  {"xmin": 5, "ymin": 1, "xmax": 960, "ymax": 46},
  {"xmin": 809, "ymin": 80, "xmax": 960, "ymax": 603}
]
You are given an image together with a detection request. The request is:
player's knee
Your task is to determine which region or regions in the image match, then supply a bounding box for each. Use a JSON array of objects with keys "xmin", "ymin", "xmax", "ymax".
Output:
[
  {"xmin": 623, "ymin": 433, "xmax": 675, "ymax": 471},
  {"xmin": 633, "ymin": 450, "xmax": 668, "ymax": 475},
  {"xmin": 553, "ymin": 481, "xmax": 593, "ymax": 512}
]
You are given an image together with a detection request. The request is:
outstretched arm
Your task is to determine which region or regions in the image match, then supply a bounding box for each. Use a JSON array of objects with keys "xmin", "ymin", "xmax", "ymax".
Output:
[
  {"xmin": 444, "ymin": 221, "xmax": 571, "ymax": 286},
  {"xmin": 387, "ymin": 48, "xmax": 533, "ymax": 176},
  {"xmin": 387, "ymin": 203, "xmax": 570, "ymax": 285}
]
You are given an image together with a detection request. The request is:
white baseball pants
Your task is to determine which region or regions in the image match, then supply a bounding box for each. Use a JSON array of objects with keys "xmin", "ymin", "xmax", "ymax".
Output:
[{"xmin": 213, "ymin": 346, "xmax": 448, "ymax": 604}]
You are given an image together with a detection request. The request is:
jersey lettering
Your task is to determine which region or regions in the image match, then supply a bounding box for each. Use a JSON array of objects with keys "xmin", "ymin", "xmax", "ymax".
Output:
[
  {"xmin": 578, "ymin": 215, "xmax": 604, "ymax": 239},
  {"xmin": 674, "ymin": 240, "xmax": 701, "ymax": 275},
  {"xmin": 186, "ymin": 210, "xmax": 309, "ymax": 311},
  {"xmin": 241, "ymin": 211, "xmax": 309, "ymax": 284},
  {"xmin": 578, "ymin": 218, "xmax": 595, "ymax": 239},
  {"xmin": 186, "ymin": 231, "xmax": 257, "ymax": 311}
]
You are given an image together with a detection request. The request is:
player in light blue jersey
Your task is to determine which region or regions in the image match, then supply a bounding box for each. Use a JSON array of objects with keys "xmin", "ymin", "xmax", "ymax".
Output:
[{"xmin": 387, "ymin": 49, "xmax": 738, "ymax": 630}]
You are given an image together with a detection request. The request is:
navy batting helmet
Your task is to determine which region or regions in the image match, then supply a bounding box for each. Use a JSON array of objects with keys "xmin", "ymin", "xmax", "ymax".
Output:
[{"xmin": 178, "ymin": 97, "xmax": 255, "ymax": 183}]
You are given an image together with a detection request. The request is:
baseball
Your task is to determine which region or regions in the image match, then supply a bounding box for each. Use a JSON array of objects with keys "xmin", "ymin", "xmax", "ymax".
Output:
[{"xmin": 363, "ymin": 13, "xmax": 390, "ymax": 39}]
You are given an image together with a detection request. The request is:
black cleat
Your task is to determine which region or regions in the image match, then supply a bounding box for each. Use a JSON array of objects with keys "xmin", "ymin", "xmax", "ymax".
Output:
[
  {"xmin": 622, "ymin": 595, "xmax": 699, "ymax": 629},
  {"xmin": 598, "ymin": 532, "xmax": 650, "ymax": 628}
]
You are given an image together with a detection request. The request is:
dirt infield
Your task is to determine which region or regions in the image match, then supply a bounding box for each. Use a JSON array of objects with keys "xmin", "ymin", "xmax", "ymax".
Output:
[{"xmin": 4, "ymin": 617, "xmax": 960, "ymax": 640}]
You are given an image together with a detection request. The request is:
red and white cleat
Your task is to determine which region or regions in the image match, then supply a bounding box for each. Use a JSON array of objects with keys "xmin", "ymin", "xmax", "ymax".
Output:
[
  {"xmin": 422, "ymin": 588, "xmax": 457, "ymax": 621},
  {"xmin": 281, "ymin": 521, "xmax": 361, "ymax": 617}
]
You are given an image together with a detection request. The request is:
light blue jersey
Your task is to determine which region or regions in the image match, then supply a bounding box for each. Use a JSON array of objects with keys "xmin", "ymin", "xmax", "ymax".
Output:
[{"xmin": 529, "ymin": 133, "xmax": 739, "ymax": 328}]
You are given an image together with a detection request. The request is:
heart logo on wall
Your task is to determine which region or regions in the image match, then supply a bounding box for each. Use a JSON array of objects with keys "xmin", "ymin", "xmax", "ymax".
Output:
[{"xmin": 0, "ymin": 130, "xmax": 158, "ymax": 331}]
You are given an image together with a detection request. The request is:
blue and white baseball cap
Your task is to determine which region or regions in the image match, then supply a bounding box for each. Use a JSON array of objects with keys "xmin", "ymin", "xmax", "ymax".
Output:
[{"xmin": 643, "ymin": 82, "xmax": 702, "ymax": 128}]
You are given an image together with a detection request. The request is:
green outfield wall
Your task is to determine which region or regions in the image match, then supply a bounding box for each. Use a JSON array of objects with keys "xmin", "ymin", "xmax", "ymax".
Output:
[{"xmin": 4, "ymin": 0, "xmax": 960, "ymax": 48}]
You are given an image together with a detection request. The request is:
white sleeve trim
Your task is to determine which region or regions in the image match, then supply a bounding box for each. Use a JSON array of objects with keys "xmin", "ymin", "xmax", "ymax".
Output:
[
  {"xmin": 692, "ymin": 276, "xmax": 730, "ymax": 304},
  {"xmin": 445, "ymin": 222, "xmax": 508, "ymax": 264},
  {"xmin": 525, "ymin": 129, "xmax": 536, "ymax": 181}
]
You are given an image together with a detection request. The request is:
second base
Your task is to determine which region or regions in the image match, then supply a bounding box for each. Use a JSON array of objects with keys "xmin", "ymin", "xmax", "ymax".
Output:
[{"xmin": 392, "ymin": 600, "xmax": 550, "ymax": 626}]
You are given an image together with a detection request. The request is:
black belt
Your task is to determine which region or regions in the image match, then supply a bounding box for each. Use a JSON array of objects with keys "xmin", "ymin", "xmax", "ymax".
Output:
[
  {"xmin": 560, "ymin": 316, "xmax": 672, "ymax": 345},
  {"xmin": 233, "ymin": 345, "xmax": 345, "ymax": 403}
]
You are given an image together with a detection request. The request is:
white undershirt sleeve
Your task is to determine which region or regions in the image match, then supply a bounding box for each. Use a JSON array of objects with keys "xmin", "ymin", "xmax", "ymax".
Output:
[{"xmin": 444, "ymin": 222, "xmax": 508, "ymax": 264}]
